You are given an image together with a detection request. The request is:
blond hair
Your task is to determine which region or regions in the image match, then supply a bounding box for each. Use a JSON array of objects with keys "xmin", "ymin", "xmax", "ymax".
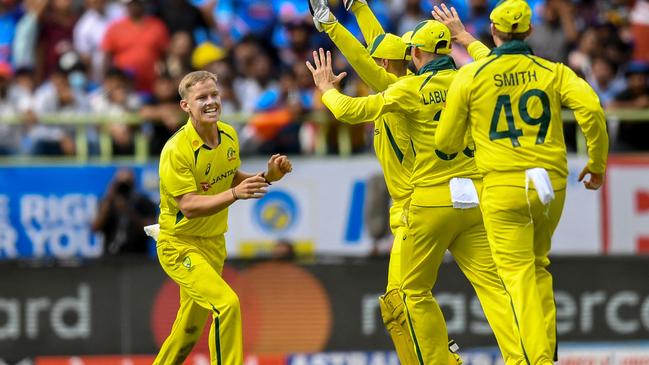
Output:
[{"xmin": 178, "ymin": 71, "xmax": 218, "ymax": 99}]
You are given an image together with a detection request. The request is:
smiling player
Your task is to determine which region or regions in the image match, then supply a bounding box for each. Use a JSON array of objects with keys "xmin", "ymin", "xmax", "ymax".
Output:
[{"xmin": 153, "ymin": 70, "xmax": 292, "ymax": 364}]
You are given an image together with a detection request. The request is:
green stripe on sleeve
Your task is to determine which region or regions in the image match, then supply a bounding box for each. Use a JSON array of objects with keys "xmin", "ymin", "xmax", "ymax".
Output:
[{"xmin": 383, "ymin": 121, "xmax": 404, "ymax": 163}]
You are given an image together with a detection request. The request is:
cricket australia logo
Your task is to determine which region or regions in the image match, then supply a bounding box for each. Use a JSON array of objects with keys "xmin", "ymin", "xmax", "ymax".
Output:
[
  {"xmin": 227, "ymin": 147, "xmax": 237, "ymax": 161},
  {"xmin": 200, "ymin": 182, "xmax": 210, "ymax": 191},
  {"xmin": 183, "ymin": 256, "xmax": 192, "ymax": 269}
]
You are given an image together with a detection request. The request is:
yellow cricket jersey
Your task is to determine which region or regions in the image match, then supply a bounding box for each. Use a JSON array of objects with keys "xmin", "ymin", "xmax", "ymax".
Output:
[
  {"xmin": 323, "ymin": 88, "xmax": 413, "ymax": 204},
  {"xmin": 322, "ymin": 56, "xmax": 480, "ymax": 207},
  {"xmin": 436, "ymin": 41, "xmax": 608, "ymax": 189},
  {"xmin": 158, "ymin": 119, "xmax": 241, "ymax": 238}
]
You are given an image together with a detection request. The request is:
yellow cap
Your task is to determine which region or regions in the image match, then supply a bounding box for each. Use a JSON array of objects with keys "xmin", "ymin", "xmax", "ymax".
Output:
[
  {"xmin": 401, "ymin": 31, "xmax": 413, "ymax": 60},
  {"xmin": 191, "ymin": 42, "xmax": 226, "ymax": 70},
  {"xmin": 409, "ymin": 20, "xmax": 451, "ymax": 54},
  {"xmin": 401, "ymin": 30, "xmax": 413, "ymax": 44},
  {"xmin": 367, "ymin": 33, "xmax": 409, "ymax": 60},
  {"xmin": 490, "ymin": 0, "xmax": 532, "ymax": 33}
]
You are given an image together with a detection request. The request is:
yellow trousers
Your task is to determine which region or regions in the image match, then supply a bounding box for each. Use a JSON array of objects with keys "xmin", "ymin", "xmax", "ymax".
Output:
[
  {"xmin": 153, "ymin": 234, "xmax": 243, "ymax": 365},
  {"xmin": 400, "ymin": 203, "xmax": 525, "ymax": 365},
  {"xmin": 481, "ymin": 186, "xmax": 566, "ymax": 365},
  {"xmin": 386, "ymin": 202, "xmax": 408, "ymax": 292}
]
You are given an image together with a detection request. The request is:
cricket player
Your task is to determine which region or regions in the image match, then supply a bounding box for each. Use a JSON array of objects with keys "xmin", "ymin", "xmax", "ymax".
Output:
[
  {"xmin": 435, "ymin": 1, "xmax": 609, "ymax": 363},
  {"xmin": 153, "ymin": 70, "xmax": 292, "ymax": 365},
  {"xmin": 306, "ymin": 19, "xmax": 524, "ymax": 365},
  {"xmin": 309, "ymin": 0, "xmax": 425, "ymax": 361}
]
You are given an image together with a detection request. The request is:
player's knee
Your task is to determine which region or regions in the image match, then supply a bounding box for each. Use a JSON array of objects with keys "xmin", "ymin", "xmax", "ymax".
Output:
[{"xmin": 401, "ymin": 286, "xmax": 433, "ymax": 301}]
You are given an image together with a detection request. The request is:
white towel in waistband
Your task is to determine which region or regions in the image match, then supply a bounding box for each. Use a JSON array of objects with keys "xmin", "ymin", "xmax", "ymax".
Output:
[
  {"xmin": 449, "ymin": 178, "xmax": 480, "ymax": 209},
  {"xmin": 144, "ymin": 224, "xmax": 160, "ymax": 241},
  {"xmin": 526, "ymin": 168, "xmax": 555, "ymax": 205}
]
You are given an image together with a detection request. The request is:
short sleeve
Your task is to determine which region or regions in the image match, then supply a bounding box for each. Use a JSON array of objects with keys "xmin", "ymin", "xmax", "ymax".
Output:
[{"xmin": 161, "ymin": 147, "xmax": 197, "ymax": 197}]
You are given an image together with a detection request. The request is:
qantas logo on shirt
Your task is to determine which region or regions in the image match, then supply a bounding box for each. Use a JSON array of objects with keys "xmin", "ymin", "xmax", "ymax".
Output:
[{"xmin": 199, "ymin": 168, "xmax": 238, "ymax": 192}]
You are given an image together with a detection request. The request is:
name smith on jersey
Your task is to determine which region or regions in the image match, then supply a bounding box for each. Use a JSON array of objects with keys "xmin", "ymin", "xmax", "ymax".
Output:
[{"xmin": 493, "ymin": 70, "xmax": 538, "ymax": 87}]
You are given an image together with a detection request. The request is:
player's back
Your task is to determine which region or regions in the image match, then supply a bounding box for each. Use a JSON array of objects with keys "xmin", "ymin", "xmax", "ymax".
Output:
[
  {"xmin": 393, "ymin": 57, "xmax": 480, "ymax": 189},
  {"xmin": 460, "ymin": 41, "xmax": 573, "ymax": 185}
]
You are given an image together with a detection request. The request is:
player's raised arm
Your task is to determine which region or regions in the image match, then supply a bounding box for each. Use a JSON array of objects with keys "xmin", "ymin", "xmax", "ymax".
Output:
[
  {"xmin": 558, "ymin": 65, "xmax": 609, "ymax": 189},
  {"xmin": 307, "ymin": 48, "xmax": 404, "ymax": 124},
  {"xmin": 432, "ymin": 3, "xmax": 491, "ymax": 61},
  {"xmin": 309, "ymin": 0, "xmax": 403, "ymax": 92},
  {"xmin": 435, "ymin": 67, "xmax": 472, "ymax": 154},
  {"xmin": 344, "ymin": 0, "xmax": 384, "ymax": 48}
]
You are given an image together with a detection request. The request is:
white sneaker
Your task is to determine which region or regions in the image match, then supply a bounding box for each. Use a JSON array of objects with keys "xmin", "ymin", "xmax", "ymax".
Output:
[
  {"xmin": 343, "ymin": 0, "xmax": 367, "ymax": 11},
  {"xmin": 308, "ymin": 0, "xmax": 336, "ymax": 32}
]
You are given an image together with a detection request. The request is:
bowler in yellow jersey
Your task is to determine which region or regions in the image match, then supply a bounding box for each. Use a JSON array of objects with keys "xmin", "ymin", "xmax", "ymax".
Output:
[
  {"xmin": 153, "ymin": 71, "xmax": 292, "ymax": 365},
  {"xmin": 307, "ymin": 20, "xmax": 524, "ymax": 365},
  {"xmin": 435, "ymin": 1, "xmax": 608, "ymax": 364}
]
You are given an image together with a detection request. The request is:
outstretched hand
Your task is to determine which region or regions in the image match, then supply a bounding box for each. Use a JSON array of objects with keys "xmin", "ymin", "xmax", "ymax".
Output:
[
  {"xmin": 432, "ymin": 4, "xmax": 475, "ymax": 46},
  {"xmin": 265, "ymin": 153, "xmax": 293, "ymax": 182},
  {"xmin": 578, "ymin": 166, "xmax": 604, "ymax": 190},
  {"xmin": 306, "ymin": 48, "xmax": 347, "ymax": 93}
]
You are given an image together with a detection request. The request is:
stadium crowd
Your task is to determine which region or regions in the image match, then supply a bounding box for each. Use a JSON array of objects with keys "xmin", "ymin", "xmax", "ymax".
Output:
[{"xmin": 0, "ymin": 0, "xmax": 646, "ymax": 157}]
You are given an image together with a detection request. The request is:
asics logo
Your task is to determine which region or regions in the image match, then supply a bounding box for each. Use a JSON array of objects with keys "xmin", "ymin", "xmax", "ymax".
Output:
[{"xmin": 514, "ymin": 13, "xmax": 522, "ymax": 20}]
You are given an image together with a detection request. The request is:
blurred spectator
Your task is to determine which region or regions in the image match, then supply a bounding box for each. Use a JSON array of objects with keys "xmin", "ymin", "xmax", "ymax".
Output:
[
  {"xmin": 610, "ymin": 61, "xmax": 649, "ymax": 151},
  {"xmin": 92, "ymin": 168, "xmax": 157, "ymax": 256},
  {"xmin": 364, "ymin": 172, "xmax": 391, "ymax": 257},
  {"xmin": 233, "ymin": 42, "xmax": 277, "ymax": 113},
  {"xmin": 568, "ymin": 27, "xmax": 598, "ymax": 77},
  {"xmin": 278, "ymin": 18, "xmax": 313, "ymax": 68},
  {"xmin": 397, "ymin": 0, "xmax": 426, "ymax": 37},
  {"xmin": 140, "ymin": 73, "xmax": 183, "ymax": 155},
  {"xmin": 89, "ymin": 67, "xmax": 142, "ymax": 155},
  {"xmin": 73, "ymin": 0, "xmax": 125, "ymax": 85},
  {"xmin": 27, "ymin": 66, "xmax": 87, "ymax": 155},
  {"xmin": 0, "ymin": 63, "xmax": 18, "ymax": 154},
  {"xmin": 596, "ymin": 23, "xmax": 631, "ymax": 67},
  {"xmin": 36, "ymin": 0, "xmax": 77, "ymax": 84},
  {"xmin": 587, "ymin": 55, "xmax": 627, "ymax": 107},
  {"xmin": 12, "ymin": 0, "xmax": 46, "ymax": 69},
  {"xmin": 159, "ymin": 31, "xmax": 194, "ymax": 80},
  {"xmin": 212, "ymin": 0, "xmax": 276, "ymax": 46},
  {"xmin": 630, "ymin": 0, "xmax": 649, "ymax": 63},
  {"xmin": 155, "ymin": 0, "xmax": 214, "ymax": 42},
  {"xmin": 271, "ymin": 239, "xmax": 296, "ymax": 261},
  {"xmin": 102, "ymin": 0, "xmax": 169, "ymax": 94},
  {"xmin": 241, "ymin": 62, "xmax": 311, "ymax": 155},
  {"xmin": 0, "ymin": 0, "xmax": 22, "ymax": 65},
  {"xmin": 528, "ymin": 0, "xmax": 578, "ymax": 63}
]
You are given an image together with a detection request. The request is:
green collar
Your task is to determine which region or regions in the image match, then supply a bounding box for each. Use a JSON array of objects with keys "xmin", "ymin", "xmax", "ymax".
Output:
[
  {"xmin": 416, "ymin": 55, "xmax": 457, "ymax": 75},
  {"xmin": 489, "ymin": 40, "xmax": 534, "ymax": 56}
]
